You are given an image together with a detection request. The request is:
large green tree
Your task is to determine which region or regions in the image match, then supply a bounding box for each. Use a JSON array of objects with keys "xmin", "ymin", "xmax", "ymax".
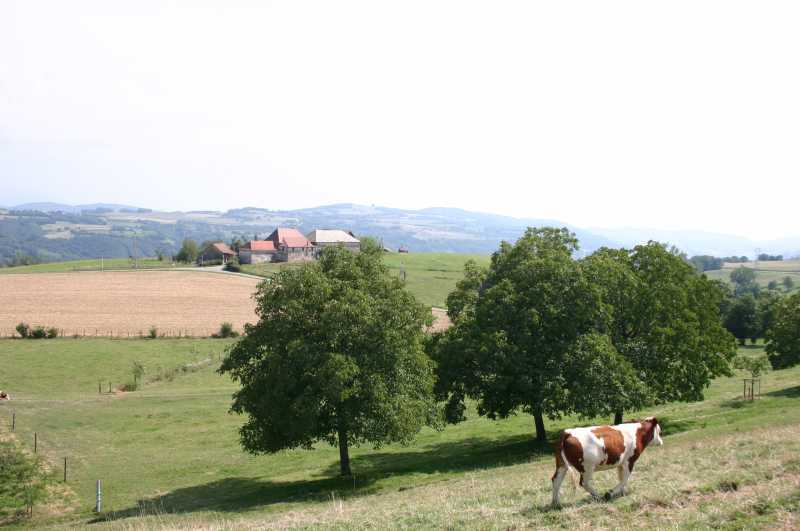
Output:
[
  {"xmin": 730, "ymin": 267, "xmax": 759, "ymax": 296},
  {"xmin": 219, "ymin": 241, "xmax": 439, "ymax": 475},
  {"xmin": 765, "ymin": 292, "xmax": 800, "ymax": 369},
  {"xmin": 724, "ymin": 294, "xmax": 760, "ymax": 345},
  {"xmin": 582, "ymin": 242, "xmax": 736, "ymax": 424},
  {"xmin": 175, "ymin": 238, "xmax": 199, "ymax": 263},
  {"xmin": 431, "ymin": 227, "xmax": 614, "ymax": 442}
]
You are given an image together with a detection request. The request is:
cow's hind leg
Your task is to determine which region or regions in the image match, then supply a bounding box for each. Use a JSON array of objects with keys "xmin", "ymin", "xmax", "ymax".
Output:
[
  {"xmin": 579, "ymin": 467, "xmax": 601, "ymax": 500},
  {"xmin": 551, "ymin": 465, "xmax": 568, "ymax": 507},
  {"xmin": 605, "ymin": 465, "xmax": 631, "ymax": 500}
]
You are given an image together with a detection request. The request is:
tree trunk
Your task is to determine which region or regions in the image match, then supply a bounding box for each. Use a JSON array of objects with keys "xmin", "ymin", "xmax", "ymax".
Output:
[
  {"xmin": 613, "ymin": 410, "xmax": 623, "ymax": 426},
  {"xmin": 533, "ymin": 410, "xmax": 547, "ymax": 443},
  {"xmin": 338, "ymin": 424, "xmax": 352, "ymax": 476}
]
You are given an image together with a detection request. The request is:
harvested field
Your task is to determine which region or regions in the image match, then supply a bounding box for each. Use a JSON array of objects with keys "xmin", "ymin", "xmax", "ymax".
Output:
[
  {"xmin": 0, "ymin": 271, "xmax": 452, "ymax": 337},
  {"xmin": 0, "ymin": 271, "xmax": 261, "ymax": 337}
]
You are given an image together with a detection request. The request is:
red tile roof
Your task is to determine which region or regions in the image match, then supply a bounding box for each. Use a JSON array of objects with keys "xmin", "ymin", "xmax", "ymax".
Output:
[
  {"xmin": 244, "ymin": 240, "xmax": 276, "ymax": 252},
  {"xmin": 270, "ymin": 228, "xmax": 312, "ymax": 248},
  {"xmin": 211, "ymin": 242, "xmax": 235, "ymax": 255}
]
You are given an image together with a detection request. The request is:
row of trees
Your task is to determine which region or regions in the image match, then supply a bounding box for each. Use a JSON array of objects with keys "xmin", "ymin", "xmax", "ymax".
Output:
[
  {"xmin": 432, "ymin": 229, "xmax": 735, "ymax": 442},
  {"xmin": 219, "ymin": 231, "xmax": 800, "ymax": 475},
  {"xmin": 721, "ymin": 266, "xmax": 795, "ymax": 345}
]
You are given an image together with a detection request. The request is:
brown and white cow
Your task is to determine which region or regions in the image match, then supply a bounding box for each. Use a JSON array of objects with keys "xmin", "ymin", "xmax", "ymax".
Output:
[{"xmin": 551, "ymin": 417, "xmax": 662, "ymax": 506}]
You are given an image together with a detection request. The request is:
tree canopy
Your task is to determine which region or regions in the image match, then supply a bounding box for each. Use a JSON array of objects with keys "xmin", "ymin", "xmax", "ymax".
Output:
[
  {"xmin": 219, "ymin": 240, "xmax": 439, "ymax": 475},
  {"xmin": 765, "ymin": 292, "xmax": 800, "ymax": 369},
  {"xmin": 582, "ymin": 242, "xmax": 735, "ymax": 422},
  {"xmin": 175, "ymin": 238, "xmax": 199, "ymax": 263},
  {"xmin": 431, "ymin": 227, "xmax": 641, "ymax": 442},
  {"xmin": 432, "ymin": 231, "xmax": 736, "ymax": 440}
]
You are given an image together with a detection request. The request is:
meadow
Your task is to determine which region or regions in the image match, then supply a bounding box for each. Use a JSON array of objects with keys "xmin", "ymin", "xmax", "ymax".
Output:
[
  {"xmin": 0, "ymin": 258, "xmax": 174, "ymax": 275},
  {"xmin": 0, "ymin": 339, "xmax": 797, "ymax": 529},
  {"xmin": 705, "ymin": 259, "xmax": 800, "ymax": 292},
  {"xmin": 241, "ymin": 252, "xmax": 490, "ymax": 308}
]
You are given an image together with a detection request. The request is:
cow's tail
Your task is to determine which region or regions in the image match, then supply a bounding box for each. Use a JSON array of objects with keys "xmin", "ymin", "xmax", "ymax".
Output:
[
  {"xmin": 567, "ymin": 468, "xmax": 580, "ymax": 491},
  {"xmin": 554, "ymin": 431, "xmax": 580, "ymax": 492}
]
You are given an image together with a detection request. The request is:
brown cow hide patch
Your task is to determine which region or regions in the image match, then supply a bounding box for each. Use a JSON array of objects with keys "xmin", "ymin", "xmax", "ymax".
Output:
[
  {"xmin": 562, "ymin": 433, "xmax": 585, "ymax": 473},
  {"xmin": 592, "ymin": 426, "xmax": 626, "ymax": 465}
]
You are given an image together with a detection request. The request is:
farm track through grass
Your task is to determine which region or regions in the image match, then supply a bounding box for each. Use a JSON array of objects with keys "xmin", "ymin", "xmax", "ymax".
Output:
[{"xmin": 1, "ymin": 341, "xmax": 799, "ymax": 529}]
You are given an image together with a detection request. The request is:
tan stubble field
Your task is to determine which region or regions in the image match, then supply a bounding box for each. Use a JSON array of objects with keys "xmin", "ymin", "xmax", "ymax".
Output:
[{"xmin": 0, "ymin": 271, "xmax": 260, "ymax": 337}]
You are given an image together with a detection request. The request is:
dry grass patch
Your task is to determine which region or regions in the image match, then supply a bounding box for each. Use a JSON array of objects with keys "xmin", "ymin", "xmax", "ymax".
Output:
[{"xmin": 86, "ymin": 424, "xmax": 800, "ymax": 530}]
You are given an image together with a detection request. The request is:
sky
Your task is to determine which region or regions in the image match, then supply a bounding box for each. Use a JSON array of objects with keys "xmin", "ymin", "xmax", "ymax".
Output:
[{"xmin": 1, "ymin": 1, "xmax": 799, "ymax": 240}]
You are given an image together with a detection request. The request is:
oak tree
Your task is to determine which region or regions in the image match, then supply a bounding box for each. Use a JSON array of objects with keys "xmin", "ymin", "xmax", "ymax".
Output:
[
  {"xmin": 219, "ymin": 240, "xmax": 439, "ymax": 475},
  {"xmin": 765, "ymin": 292, "xmax": 800, "ymax": 369}
]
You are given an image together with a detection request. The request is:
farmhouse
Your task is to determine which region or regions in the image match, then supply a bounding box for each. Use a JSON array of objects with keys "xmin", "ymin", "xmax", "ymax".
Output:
[
  {"xmin": 198, "ymin": 242, "xmax": 235, "ymax": 265},
  {"xmin": 238, "ymin": 239, "xmax": 277, "ymax": 264},
  {"xmin": 242, "ymin": 227, "xmax": 316, "ymax": 263},
  {"xmin": 306, "ymin": 229, "xmax": 360, "ymax": 253}
]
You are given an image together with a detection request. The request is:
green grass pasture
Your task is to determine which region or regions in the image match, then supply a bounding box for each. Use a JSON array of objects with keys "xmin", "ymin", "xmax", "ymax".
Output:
[
  {"xmin": 0, "ymin": 340, "xmax": 798, "ymax": 528},
  {"xmin": 0, "ymin": 258, "xmax": 175, "ymax": 275},
  {"xmin": 241, "ymin": 253, "xmax": 489, "ymax": 308}
]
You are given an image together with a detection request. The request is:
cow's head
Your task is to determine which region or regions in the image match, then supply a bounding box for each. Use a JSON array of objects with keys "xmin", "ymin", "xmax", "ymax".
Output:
[{"xmin": 645, "ymin": 416, "xmax": 663, "ymax": 446}]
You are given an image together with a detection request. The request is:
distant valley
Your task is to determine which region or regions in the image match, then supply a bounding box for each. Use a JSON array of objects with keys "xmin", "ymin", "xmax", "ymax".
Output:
[{"xmin": 1, "ymin": 202, "xmax": 798, "ymax": 265}]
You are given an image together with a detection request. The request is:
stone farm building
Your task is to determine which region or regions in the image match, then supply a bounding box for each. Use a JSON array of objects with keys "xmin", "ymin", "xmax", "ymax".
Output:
[
  {"xmin": 238, "ymin": 239, "xmax": 277, "ymax": 264},
  {"xmin": 306, "ymin": 229, "xmax": 361, "ymax": 253},
  {"xmin": 198, "ymin": 242, "xmax": 236, "ymax": 265},
  {"xmin": 239, "ymin": 227, "xmax": 353, "ymax": 264}
]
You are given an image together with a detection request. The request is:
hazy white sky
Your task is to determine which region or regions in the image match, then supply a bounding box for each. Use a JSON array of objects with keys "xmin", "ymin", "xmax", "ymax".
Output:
[{"xmin": 2, "ymin": 1, "xmax": 798, "ymax": 239}]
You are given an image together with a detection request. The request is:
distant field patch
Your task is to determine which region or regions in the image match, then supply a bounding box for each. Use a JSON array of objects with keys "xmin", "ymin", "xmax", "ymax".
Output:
[
  {"xmin": 240, "ymin": 252, "xmax": 490, "ymax": 308},
  {"xmin": 0, "ymin": 257, "xmax": 174, "ymax": 274},
  {"xmin": 0, "ymin": 271, "xmax": 260, "ymax": 337},
  {"xmin": 706, "ymin": 259, "xmax": 800, "ymax": 292}
]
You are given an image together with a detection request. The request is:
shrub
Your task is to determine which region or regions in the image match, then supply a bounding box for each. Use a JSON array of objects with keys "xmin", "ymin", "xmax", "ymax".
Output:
[
  {"xmin": 46, "ymin": 327, "xmax": 59, "ymax": 339},
  {"xmin": 224, "ymin": 257, "xmax": 241, "ymax": 273},
  {"xmin": 733, "ymin": 354, "xmax": 771, "ymax": 378},
  {"xmin": 0, "ymin": 442, "xmax": 49, "ymax": 519},
  {"xmin": 29, "ymin": 327, "xmax": 47, "ymax": 339},
  {"xmin": 132, "ymin": 360, "xmax": 145, "ymax": 390},
  {"xmin": 214, "ymin": 322, "xmax": 237, "ymax": 338},
  {"xmin": 15, "ymin": 323, "xmax": 29, "ymax": 339},
  {"xmin": 148, "ymin": 326, "xmax": 158, "ymax": 339}
]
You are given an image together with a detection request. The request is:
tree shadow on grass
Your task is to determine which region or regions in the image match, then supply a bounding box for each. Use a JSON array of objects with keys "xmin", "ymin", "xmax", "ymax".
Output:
[
  {"xmin": 657, "ymin": 416, "xmax": 697, "ymax": 437},
  {"xmin": 765, "ymin": 385, "xmax": 800, "ymax": 398},
  {"xmin": 93, "ymin": 434, "xmax": 553, "ymax": 524}
]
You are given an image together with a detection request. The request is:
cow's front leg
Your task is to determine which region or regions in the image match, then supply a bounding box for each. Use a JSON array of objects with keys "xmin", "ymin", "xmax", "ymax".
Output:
[
  {"xmin": 605, "ymin": 465, "xmax": 631, "ymax": 500},
  {"xmin": 580, "ymin": 467, "xmax": 601, "ymax": 500}
]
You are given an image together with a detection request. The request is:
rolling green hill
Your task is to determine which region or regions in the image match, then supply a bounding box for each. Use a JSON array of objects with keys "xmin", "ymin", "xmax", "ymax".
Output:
[{"xmin": 1, "ymin": 339, "xmax": 798, "ymax": 529}]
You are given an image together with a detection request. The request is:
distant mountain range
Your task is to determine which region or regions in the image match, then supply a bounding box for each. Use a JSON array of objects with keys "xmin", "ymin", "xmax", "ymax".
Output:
[{"xmin": 1, "ymin": 202, "xmax": 798, "ymax": 264}]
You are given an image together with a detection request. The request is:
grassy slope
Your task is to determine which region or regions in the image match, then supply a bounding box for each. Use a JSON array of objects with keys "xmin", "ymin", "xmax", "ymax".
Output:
[
  {"xmin": 0, "ymin": 258, "xmax": 173, "ymax": 275},
  {"xmin": 241, "ymin": 253, "xmax": 490, "ymax": 308},
  {"xmin": 0, "ymin": 340, "xmax": 798, "ymax": 529},
  {"xmin": 705, "ymin": 259, "xmax": 800, "ymax": 292}
]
